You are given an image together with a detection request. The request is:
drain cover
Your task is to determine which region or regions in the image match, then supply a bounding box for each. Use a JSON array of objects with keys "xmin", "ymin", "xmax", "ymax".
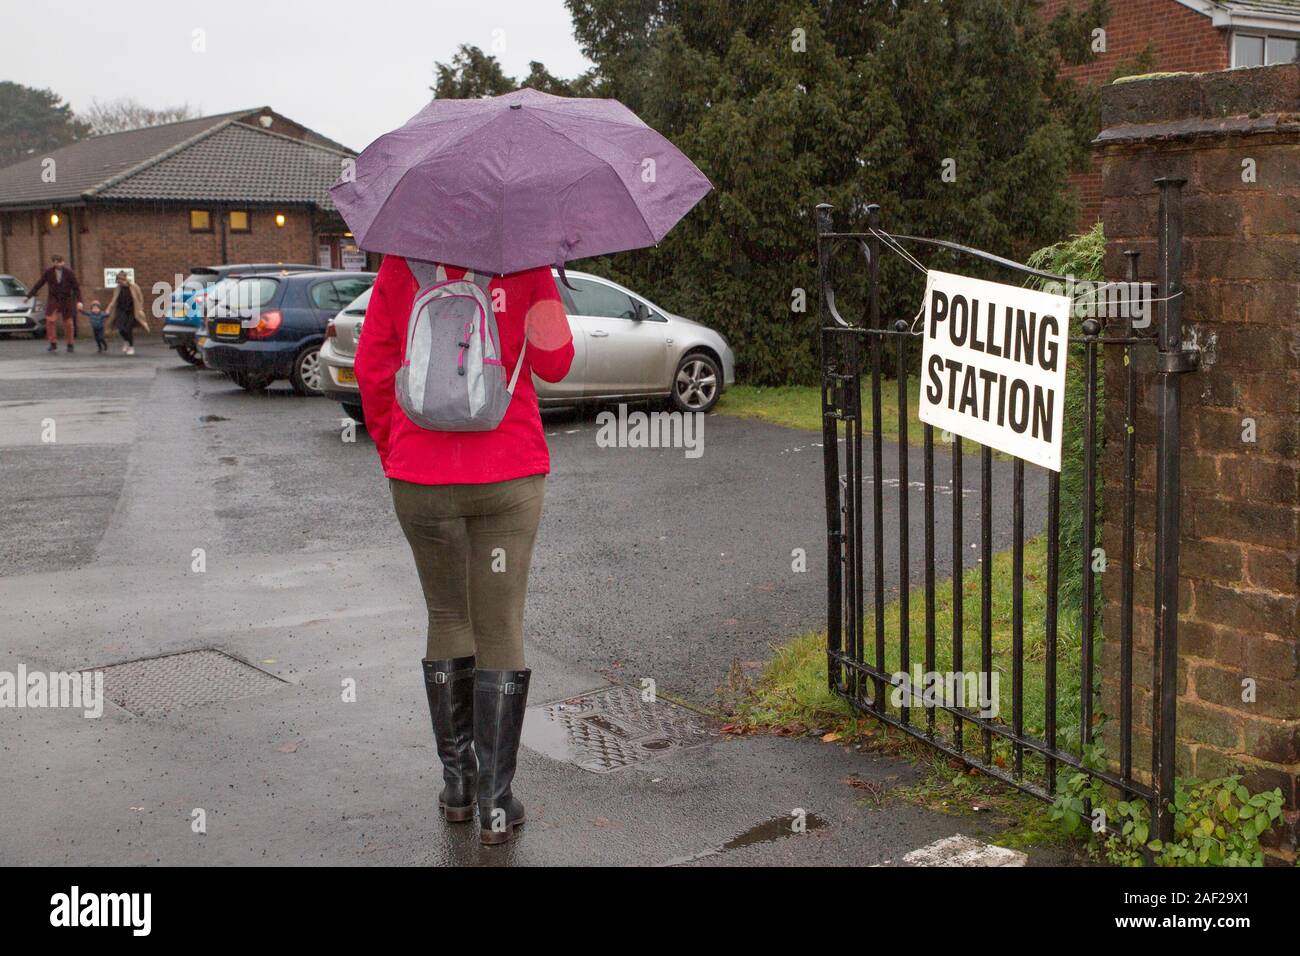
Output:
[
  {"xmin": 522, "ymin": 684, "xmax": 714, "ymax": 773},
  {"xmin": 89, "ymin": 649, "xmax": 285, "ymax": 716}
]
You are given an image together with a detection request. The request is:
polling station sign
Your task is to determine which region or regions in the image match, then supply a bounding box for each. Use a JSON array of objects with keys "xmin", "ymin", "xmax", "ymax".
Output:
[{"xmin": 918, "ymin": 270, "xmax": 1069, "ymax": 471}]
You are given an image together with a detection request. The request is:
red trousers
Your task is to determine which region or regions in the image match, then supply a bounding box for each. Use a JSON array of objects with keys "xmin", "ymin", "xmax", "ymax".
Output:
[{"xmin": 45, "ymin": 307, "xmax": 75, "ymax": 345}]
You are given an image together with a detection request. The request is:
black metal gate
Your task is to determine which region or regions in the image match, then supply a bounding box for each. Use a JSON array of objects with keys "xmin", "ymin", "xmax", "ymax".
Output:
[{"xmin": 815, "ymin": 180, "xmax": 1198, "ymax": 842}]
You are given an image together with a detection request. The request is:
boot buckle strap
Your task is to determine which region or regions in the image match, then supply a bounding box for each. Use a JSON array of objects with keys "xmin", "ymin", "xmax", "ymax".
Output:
[
  {"xmin": 503, "ymin": 681, "xmax": 520, "ymax": 695},
  {"xmin": 433, "ymin": 671, "xmax": 449, "ymax": 684}
]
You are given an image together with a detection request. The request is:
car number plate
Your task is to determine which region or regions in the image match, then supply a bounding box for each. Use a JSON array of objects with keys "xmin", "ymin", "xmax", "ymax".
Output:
[
  {"xmin": 215, "ymin": 322, "xmax": 241, "ymax": 336},
  {"xmin": 0, "ymin": 316, "xmax": 26, "ymax": 326},
  {"xmin": 337, "ymin": 367, "xmax": 356, "ymax": 383}
]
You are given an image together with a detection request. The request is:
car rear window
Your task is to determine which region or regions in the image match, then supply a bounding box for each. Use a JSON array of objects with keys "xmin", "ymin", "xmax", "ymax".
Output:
[
  {"xmin": 211, "ymin": 277, "xmax": 278, "ymax": 314},
  {"xmin": 0, "ymin": 277, "xmax": 28, "ymax": 296},
  {"xmin": 311, "ymin": 277, "xmax": 375, "ymax": 312},
  {"xmin": 342, "ymin": 288, "xmax": 372, "ymax": 315}
]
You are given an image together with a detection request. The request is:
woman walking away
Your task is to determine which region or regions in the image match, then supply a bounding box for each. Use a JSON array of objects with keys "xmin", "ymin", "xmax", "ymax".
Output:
[
  {"xmin": 105, "ymin": 271, "xmax": 147, "ymax": 355},
  {"xmin": 354, "ymin": 255, "xmax": 573, "ymax": 845}
]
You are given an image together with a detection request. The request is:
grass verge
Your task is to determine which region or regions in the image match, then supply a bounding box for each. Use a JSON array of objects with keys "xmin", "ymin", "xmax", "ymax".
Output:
[{"xmin": 724, "ymin": 534, "xmax": 1087, "ymax": 853}]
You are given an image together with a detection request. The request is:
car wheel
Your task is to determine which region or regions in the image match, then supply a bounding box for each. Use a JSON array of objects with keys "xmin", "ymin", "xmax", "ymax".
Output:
[
  {"xmin": 290, "ymin": 344, "xmax": 323, "ymax": 396},
  {"xmin": 175, "ymin": 343, "xmax": 203, "ymax": 366},
  {"xmin": 671, "ymin": 352, "xmax": 722, "ymax": 414},
  {"xmin": 342, "ymin": 403, "xmax": 365, "ymax": 423},
  {"xmin": 233, "ymin": 371, "xmax": 272, "ymax": 392}
]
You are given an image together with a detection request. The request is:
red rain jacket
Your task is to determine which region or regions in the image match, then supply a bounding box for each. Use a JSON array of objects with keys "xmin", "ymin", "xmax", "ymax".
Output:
[{"xmin": 354, "ymin": 256, "xmax": 574, "ymax": 485}]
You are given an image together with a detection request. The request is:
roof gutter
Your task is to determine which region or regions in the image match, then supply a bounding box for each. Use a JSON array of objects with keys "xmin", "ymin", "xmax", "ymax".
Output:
[{"xmin": 1173, "ymin": 0, "xmax": 1300, "ymax": 31}]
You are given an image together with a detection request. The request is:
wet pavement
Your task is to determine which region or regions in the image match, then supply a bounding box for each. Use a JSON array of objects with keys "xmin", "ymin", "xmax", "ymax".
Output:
[{"xmin": 0, "ymin": 338, "xmax": 1064, "ymax": 866}]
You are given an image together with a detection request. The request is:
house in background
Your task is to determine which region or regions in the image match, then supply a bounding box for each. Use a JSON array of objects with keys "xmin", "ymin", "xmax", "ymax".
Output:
[
  {"xmin": 0, "ymin": 107, "xmax": 371, "ymax": 326},
  {"xmin": 1043, "ymin": 0, "xmax": 1300, "ymax": 228}
]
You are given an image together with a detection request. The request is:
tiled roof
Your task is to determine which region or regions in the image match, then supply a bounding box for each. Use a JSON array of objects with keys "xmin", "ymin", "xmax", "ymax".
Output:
[
  {"xmin": 0, "ymin": 110, "xmax": 353, "ymax": 210},
  {"xmin": 1221, "ymin": 0, "xmax": 1300, "ymax": 17},
  {"xmin": 98, "ymin": 123, "xmax": 351, "ymax": 210}
]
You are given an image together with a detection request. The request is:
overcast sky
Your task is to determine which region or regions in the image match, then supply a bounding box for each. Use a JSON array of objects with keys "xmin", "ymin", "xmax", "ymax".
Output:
[{"xmin": 4, "ymin": 0, "xmax": 592, "ymax": 151}]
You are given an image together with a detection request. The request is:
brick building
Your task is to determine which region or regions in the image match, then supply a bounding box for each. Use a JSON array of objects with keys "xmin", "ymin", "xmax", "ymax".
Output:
[
  {"xmin": 0, "ymin": 108, "xmax": 369, "ymax": 331},
  {"xmin": 1044, "ymin": 0, "xmax": 1300, "ymax": 228}
]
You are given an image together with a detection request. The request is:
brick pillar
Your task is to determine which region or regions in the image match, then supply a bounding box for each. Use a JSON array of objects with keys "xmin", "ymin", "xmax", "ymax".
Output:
[{"xmin": 1097, "ymin": 64, "xmax": 1300, "ymax": 861}]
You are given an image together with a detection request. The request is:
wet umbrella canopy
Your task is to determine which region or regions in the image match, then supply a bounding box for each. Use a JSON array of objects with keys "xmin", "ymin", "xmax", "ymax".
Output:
[{"xmin": 331, "ymin": 88, "xmax": 712, "ymax": 276}]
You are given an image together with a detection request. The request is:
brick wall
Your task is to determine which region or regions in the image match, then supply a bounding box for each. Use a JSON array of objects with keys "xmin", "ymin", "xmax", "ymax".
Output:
[
  {"xmin": 1098, "ymin": 64, "xmax": 1300, "ymax": 861},
  {"xmin": 2, "ymin": 203, "xmax": 320, "ymax": 335},
  {"xmin": 1042, "ymin": 0, "xmax": 1231, "ymax": 229}
]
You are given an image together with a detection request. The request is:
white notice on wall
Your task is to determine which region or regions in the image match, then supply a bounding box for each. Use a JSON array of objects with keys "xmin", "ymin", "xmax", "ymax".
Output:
[{"xmin": 917, "ymin": 270, "xmax": 1070, "ymax": 472}]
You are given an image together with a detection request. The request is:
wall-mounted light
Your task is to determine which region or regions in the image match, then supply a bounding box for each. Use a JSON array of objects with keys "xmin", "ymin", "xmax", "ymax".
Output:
[
  {"xmin": 274, "ymin": 213, "xmax": 286, "ymax": 227},
  {"xmin": 49, "ymin": 212, "xmax": 60, "ymax": 227}
]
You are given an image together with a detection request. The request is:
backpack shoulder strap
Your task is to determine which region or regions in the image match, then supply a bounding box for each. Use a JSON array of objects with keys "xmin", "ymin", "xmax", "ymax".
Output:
[{"xmin": 406, "ymin": 258, "xmax": 445, "ymax": 289}]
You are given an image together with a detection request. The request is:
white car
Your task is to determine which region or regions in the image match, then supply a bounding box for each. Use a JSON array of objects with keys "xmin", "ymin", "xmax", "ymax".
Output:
[
  {"xmin": 319, "ymin": 269, "xmax": 736, "ymax": 422},
  {"xmin": 0, "ymin": 275, "xmax": 43, "ymax": 338}
]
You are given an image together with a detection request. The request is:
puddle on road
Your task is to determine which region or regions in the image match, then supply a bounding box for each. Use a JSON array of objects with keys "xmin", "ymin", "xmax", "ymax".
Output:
[
  {"xmin": 721, "ymin": 813, "xmax": 827, "ymax": 851},
  {"xmin": 664, "ymin": 813, "xmax": 828, "ymax": 865}
]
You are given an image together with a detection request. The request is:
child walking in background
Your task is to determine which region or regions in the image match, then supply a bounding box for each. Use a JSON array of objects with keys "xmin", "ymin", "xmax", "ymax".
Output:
[{"xmin": 80, "ymin": 301, "xmax": 108, "ymax": 353}]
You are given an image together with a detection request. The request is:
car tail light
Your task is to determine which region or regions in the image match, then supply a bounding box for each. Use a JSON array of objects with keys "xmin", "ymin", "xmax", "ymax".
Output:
[
  {"xmin": 247, "ymin": 310, "xmax": 282, "ymax": 340},
  {"xmin": 324, "ymin": 320, "xmax": 336, "ymax": 338}
]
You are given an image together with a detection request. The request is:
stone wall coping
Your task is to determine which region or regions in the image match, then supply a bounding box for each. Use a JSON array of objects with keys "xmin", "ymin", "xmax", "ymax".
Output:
[
  {"xmin": 1096, "ymin": 113, "xmax": 1300, "ymax": 146},
  {"xmin": 1100, "ymin": 62, "xmax": 1300, "ymax": 131}
]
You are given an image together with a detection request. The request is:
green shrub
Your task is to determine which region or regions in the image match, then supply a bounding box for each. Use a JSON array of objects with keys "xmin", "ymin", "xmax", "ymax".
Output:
[{"xmin": 1051, "ymin": 750, "xmax": 1285, "ymax": 866}]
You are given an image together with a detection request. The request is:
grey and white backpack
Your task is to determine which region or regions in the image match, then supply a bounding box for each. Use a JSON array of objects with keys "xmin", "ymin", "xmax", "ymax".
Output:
[{"xmin": 396, "ymin": 259, "xmax": 526, "ymax": 432}]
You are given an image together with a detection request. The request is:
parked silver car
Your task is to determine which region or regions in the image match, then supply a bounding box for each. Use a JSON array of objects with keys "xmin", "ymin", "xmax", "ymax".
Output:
[
  {"xmin": 0, "ymin": 275, "xmax": 43, "ymax": 338},
  {"xmin": 320, "ymin": 269, "xmax": 736, "ymax": 422}
]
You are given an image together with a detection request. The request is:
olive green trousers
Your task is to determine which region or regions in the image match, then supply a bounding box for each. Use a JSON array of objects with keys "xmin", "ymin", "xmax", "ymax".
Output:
[{"xmin": 390, "ymin": 475, "xmax": 545, "ymax": 670}]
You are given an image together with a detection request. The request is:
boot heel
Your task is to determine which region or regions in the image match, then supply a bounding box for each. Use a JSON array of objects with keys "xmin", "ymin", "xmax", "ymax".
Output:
[
  {"xmin": 479, "ymin": 817, "xmax": 524, "ymax": 846},
  {"xmin": 440, "ymin": 802, "xmax": 475, "ymax": 823}
]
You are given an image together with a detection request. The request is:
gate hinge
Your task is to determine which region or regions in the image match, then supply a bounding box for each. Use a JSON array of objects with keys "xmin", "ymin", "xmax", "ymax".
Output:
[{"xmin": 1156, "ymin": 347, "xmax": 1200, "ymax": 374}]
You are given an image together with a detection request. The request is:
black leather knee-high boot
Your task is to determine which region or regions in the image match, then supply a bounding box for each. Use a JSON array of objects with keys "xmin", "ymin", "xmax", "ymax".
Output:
[
  {"xmin": 421, "ymin": 656, "xmax": 477, "ymax": 822},
  {"xmin": 474, "ymin": 668, "xmax": 530, "ymax": 845}
]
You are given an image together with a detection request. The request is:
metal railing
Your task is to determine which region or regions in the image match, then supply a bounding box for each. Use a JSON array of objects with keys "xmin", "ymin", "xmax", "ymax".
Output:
[{"xmin": 815, "ymin": 180, "xmax": 1197, "ymax": 841}]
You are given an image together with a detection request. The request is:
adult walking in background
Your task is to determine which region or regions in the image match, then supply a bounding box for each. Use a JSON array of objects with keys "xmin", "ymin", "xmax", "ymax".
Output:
[
  {"xmin": 27, "ymin": 254, "xmax": 81, "ymax": 353},
  {"xmin": 104, "ymin": 270, "xmax": 147, "ymax": 355}
]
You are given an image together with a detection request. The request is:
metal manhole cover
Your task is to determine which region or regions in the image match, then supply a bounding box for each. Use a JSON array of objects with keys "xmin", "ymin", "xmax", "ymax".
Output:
[
  {"xmin": 88, "ymin": 649, "xmax": 286, "ymax": 716},
  {"xmin": 522, "ymin": 684, "xmax": 715, "ymax": 773}
]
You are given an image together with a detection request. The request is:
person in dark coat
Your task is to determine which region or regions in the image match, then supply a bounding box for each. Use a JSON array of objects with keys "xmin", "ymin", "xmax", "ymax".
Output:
[{"xmin": 27, "ymin": 254, "xmax": 83, "ymax": 352}]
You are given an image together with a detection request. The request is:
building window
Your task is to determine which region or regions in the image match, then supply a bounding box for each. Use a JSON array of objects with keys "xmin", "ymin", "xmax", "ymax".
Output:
[
  {"xmin": 189, "ymin": 209, "xmax": 213, "ymax": 233},
  {"xmin": 1233, "ymin": 32, "xmax": 1300, "ymax": 68},
  {"xmin": 228, "ymin": 210, "xmax": 251, "ymax": 233}
]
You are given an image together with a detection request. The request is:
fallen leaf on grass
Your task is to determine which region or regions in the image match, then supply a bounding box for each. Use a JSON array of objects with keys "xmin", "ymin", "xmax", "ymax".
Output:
[{"xmin": 821, "ymin": 732, "xmax": 842, "ymax": 743}]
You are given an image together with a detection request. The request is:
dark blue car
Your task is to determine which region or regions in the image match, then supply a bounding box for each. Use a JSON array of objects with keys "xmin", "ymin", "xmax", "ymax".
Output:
[
  {"xmin": 201, "ymin": 270, "xmax": 376, "ymax": 395},
  {"xmin": 163, "ymin": 262, "xmax": 328, "ymax": 366}
]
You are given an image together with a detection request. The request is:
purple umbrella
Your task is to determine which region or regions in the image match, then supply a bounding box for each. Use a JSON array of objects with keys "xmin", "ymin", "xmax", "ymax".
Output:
[{"xmin": 330, "ymin": 88, "xmax": 712, "ymax": 276}]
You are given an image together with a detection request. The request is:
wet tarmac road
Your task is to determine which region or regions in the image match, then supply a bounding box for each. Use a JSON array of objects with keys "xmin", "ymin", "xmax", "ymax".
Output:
[{"xmin": 0, "ymin": 339, "xmax": 1061, "ymax": 866}]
